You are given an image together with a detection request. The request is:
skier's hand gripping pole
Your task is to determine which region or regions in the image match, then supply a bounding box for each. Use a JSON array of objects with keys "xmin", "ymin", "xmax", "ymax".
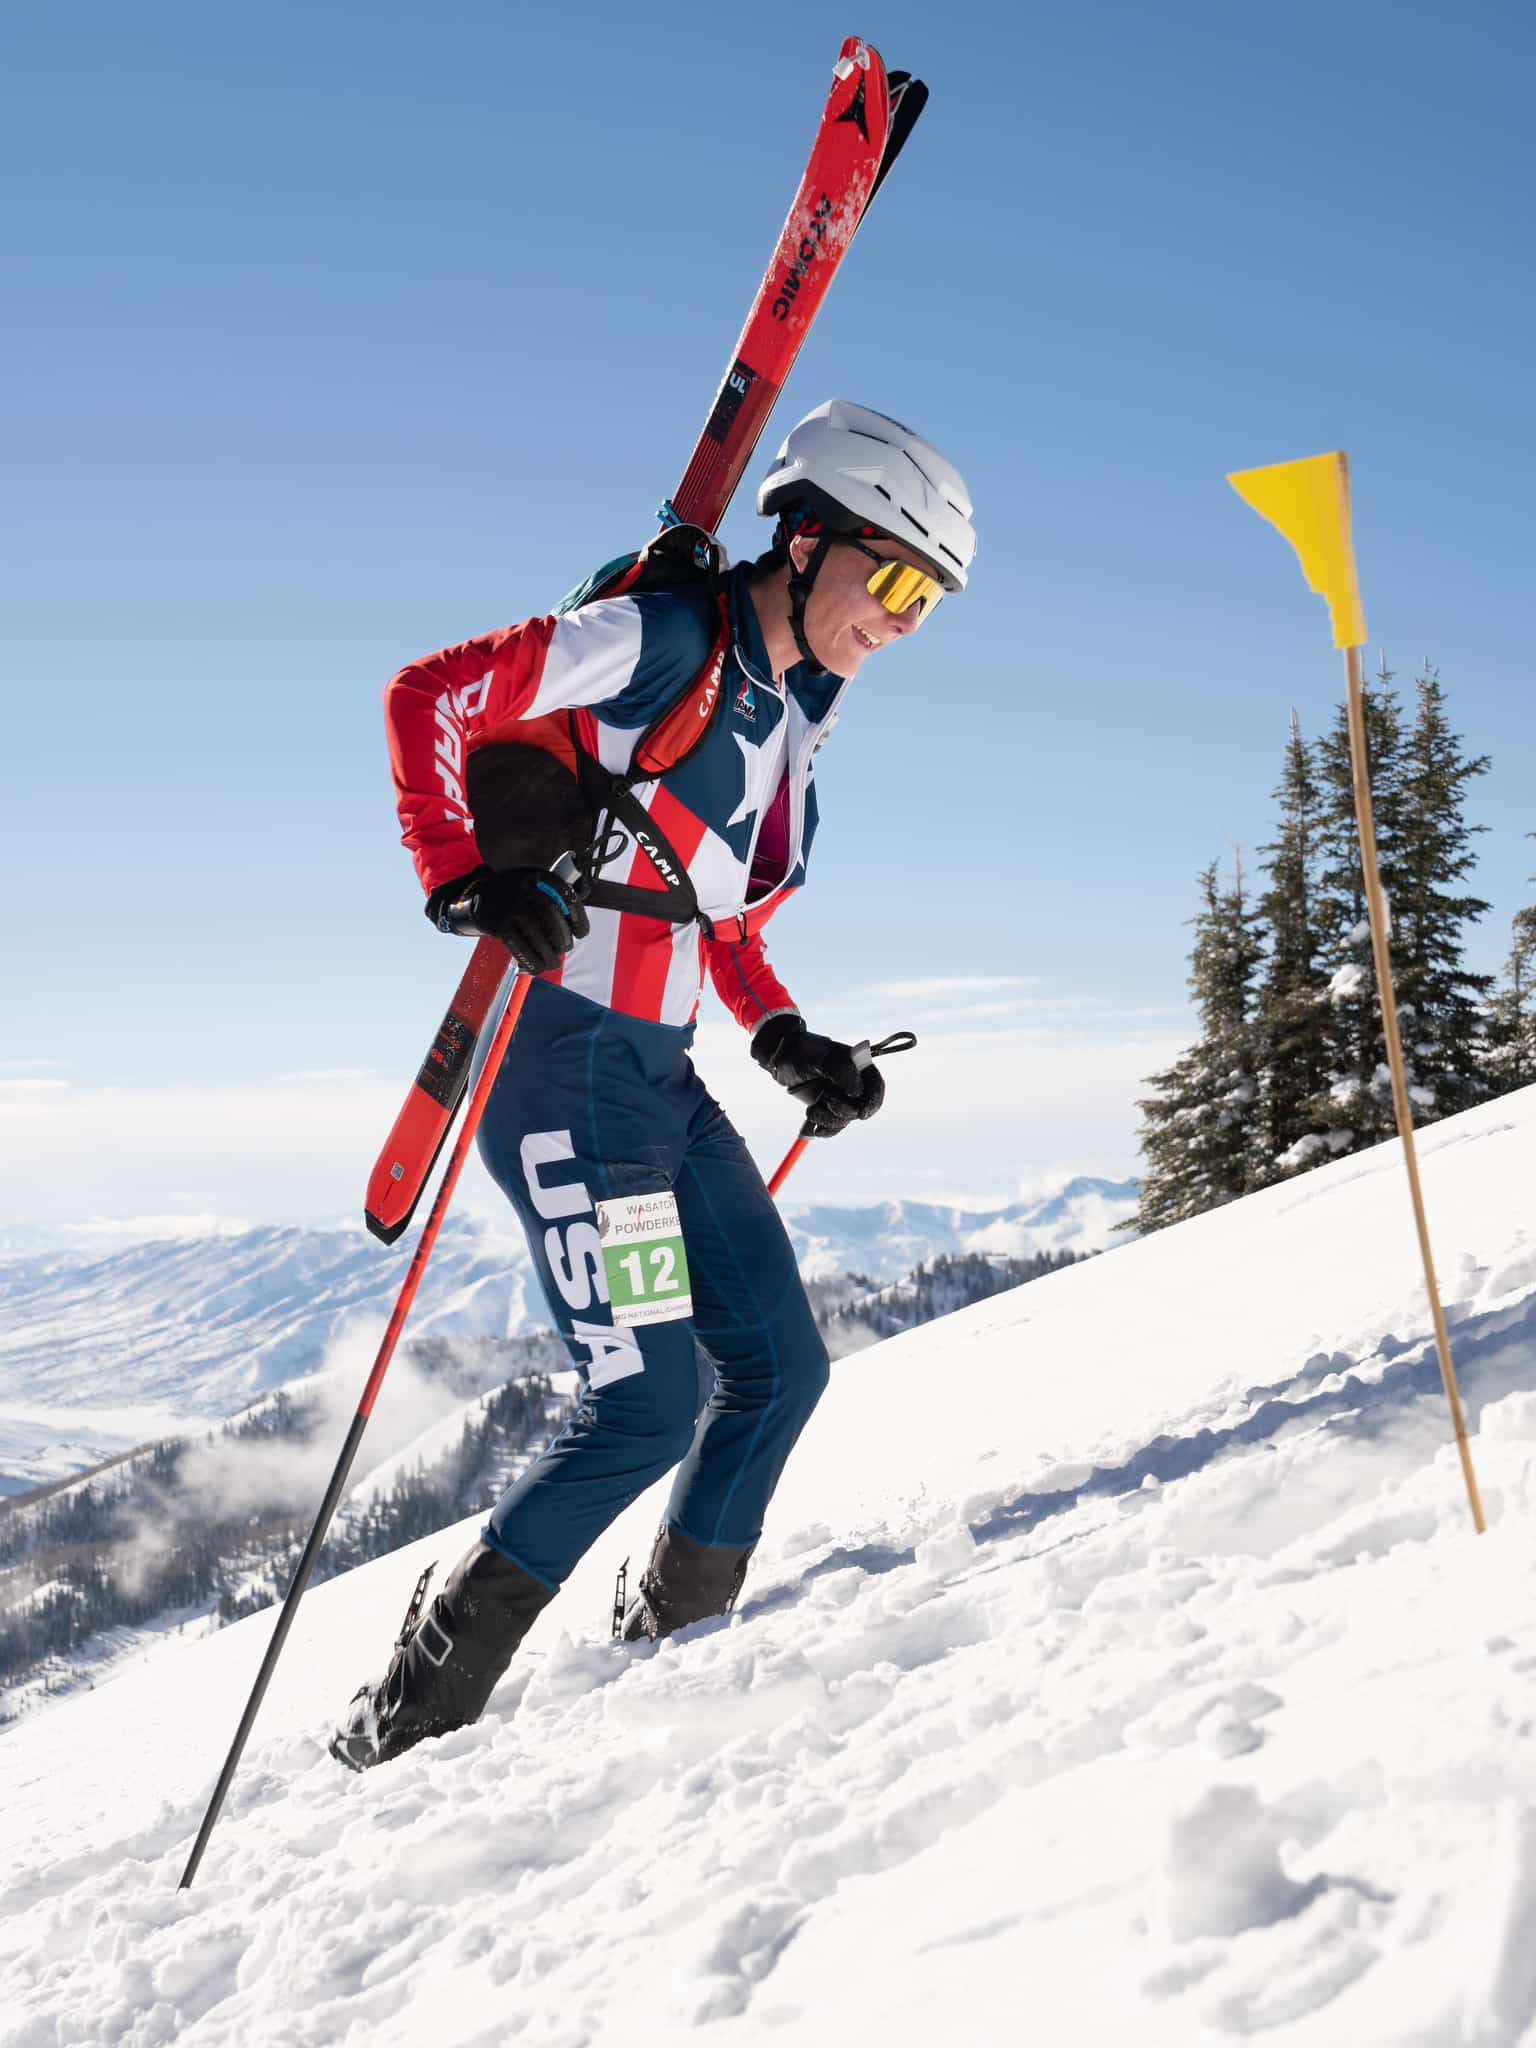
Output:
[
  {"xmin": 765, "ymin": 1029, "xmax": 916, "ymax": 1198},
  {"xmin": 179, "ymin": 859, "xmax": 582, "ymax": 1889}
]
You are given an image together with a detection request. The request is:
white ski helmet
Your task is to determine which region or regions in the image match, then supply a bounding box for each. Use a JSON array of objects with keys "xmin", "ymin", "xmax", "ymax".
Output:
[{"xmin": 756, "ymin": 398, "xmax": 976, "ymax": 591}]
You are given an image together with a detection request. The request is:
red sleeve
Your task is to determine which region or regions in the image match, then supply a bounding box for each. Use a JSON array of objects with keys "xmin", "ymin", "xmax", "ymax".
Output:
[
  {"xmin": 704, "ymin": 925, "xmax": 798, "ymax": 1033},
  {"xmin": 384, "ymin": 620, "xmax": 559, "ymax": 894}
]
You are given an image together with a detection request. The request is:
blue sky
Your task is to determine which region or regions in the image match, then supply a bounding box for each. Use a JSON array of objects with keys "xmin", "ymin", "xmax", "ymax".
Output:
[{"xmin": 4, "ymin": 0, "xmax": 1533, "ymax": 1228}]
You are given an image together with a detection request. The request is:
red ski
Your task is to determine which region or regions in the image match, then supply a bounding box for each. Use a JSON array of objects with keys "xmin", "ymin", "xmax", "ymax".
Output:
[
  {"xmin": 669, "ymin": 39, "xmax": 917, "ymax": 534},
  {"xmin": 365, "ymin": 37, "xmax": 926, "ymax": 1244}
]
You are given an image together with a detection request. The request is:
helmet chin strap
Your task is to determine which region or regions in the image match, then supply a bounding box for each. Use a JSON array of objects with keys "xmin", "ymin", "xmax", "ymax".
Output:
[{"xmin": 785, "ymin": 532, "xmax": 833, "ymax": 676}]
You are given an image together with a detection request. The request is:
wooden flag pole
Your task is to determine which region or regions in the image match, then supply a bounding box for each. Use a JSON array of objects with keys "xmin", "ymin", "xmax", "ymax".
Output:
[
  {"xmin": 1342, "ymin": 643, "xmax": 1486, "ymax": 1533},
  {"xmin": 1229, "ymin": 449, "xmax": 1487, "ymax": 1536}
]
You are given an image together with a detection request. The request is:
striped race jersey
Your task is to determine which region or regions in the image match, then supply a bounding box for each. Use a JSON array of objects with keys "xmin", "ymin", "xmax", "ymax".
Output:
[{"xmin": 385, "ymin": 563, "xmax": 848, "ymax": 1030}]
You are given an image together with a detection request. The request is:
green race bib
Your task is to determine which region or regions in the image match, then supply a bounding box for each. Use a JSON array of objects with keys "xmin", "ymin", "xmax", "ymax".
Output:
[{"xmin": 595, "ymin": 1191, "xmax": 693, "ymax": 1327}]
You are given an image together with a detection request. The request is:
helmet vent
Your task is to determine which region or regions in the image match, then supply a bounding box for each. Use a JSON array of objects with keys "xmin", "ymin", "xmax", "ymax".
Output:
[{"xmin": 756, "ymin": 399, "xmax": 974, "ymax": 590}]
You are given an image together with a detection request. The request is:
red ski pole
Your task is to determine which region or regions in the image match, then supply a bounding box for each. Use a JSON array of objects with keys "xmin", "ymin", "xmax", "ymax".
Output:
[
  {"xmin": 766, "ymin": 1030, "xmax": 916, "ymax": 1197},
  {"xmin": 179, "ymin": 940, "xmax": 543, "ymax": 1888},
  {"xmin": 766, "ymin": 1135, "xmax": 811, "ymax": 1199}
]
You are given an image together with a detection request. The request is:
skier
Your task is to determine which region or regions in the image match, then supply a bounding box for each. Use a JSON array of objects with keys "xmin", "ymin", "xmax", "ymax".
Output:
[{"xmin": 332, "ymin": 399, "xmax": 976, "ymax": 1769}]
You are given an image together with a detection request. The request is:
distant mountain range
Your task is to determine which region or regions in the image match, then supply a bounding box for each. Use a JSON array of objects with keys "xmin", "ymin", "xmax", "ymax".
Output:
[
  {"xmin": 0, "ymin": 1180, "xmax": 1135, "ymax": 1493},
  {"xmin": 786, "ymin": 1177, "xmax": 1137, "ymax": 1279}
]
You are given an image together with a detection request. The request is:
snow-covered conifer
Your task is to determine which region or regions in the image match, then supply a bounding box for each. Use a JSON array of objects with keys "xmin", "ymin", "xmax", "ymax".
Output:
[
  {"xmin": 1254, "ymin": 711, "xmax": 1331, "ymax": 1182},
  {"xmin": 1305, "ymin": 658, "xmax": 1411, "ymax": 1158},
  {"xmin": 1132, "ymin": 858, "xmax": 1263, "ymax": 1232},
  {"xmin": 1485, "ymin": 853, "xmax": 1536, "ymax": 1093},
  {"xmin": 1391, "ymin": 661, "xmax": 1492, "ymax": 1115},
  {"xmin": 1280, "ymin": 658, "xmax": 1492, "ymax": 1162}
]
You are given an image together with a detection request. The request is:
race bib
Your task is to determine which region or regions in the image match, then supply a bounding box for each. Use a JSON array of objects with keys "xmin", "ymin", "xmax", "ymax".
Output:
[{"xmin": 595, "ymin": 1191, "xmax": 693, "ymax": 1327}]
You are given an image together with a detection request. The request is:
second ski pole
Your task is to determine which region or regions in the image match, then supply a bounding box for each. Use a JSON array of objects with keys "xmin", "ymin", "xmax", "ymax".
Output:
[{"xmin": 177, "ymin": 866, "xmax": 580, "ymax": 1887}]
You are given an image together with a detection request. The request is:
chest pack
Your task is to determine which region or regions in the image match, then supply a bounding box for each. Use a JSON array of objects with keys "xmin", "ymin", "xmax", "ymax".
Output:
[{"xmin": 465, "ymin": 523, "xmax": 733, "ymax": 939}]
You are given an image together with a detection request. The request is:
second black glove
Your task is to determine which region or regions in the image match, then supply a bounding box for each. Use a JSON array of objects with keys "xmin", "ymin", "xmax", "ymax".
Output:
[
  {"xmin": 426, "ymin": 864, "xmax": 590, "ymax": 975},
  {"xmin": 750, "ymin": 1013, "xmax": 886, "ymax": 1138}
]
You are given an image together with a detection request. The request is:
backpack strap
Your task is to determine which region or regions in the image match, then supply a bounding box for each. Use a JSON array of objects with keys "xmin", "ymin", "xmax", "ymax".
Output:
[
  {"xmin": 573, "ymin": 756, "xmax": 714, "ymax": 939},
  {"xmin": 569, "ymin": 592, "xmax": 733, "ymax": 938}
]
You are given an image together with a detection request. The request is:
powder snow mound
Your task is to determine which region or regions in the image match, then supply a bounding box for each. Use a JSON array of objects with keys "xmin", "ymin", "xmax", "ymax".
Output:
[{"xmin": 4, "ymin": 1090, "xmax": 1536, "ymax": 2044}]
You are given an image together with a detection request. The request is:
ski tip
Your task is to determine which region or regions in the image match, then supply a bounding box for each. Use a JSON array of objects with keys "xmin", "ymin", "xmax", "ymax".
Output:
[
  {"xmin": 364, "ymin": 1206, "xmax": 413, "ymax": 1248},
  {"xmin": 833, "ymin": 35, "xmax": 874, "ymax": 81},
  {"xmin": 869, "ymin": 72, "xmax": 928, "ymax": 202}
]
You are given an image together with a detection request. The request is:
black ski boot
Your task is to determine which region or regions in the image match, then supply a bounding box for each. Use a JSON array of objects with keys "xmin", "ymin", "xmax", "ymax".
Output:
[
  {"xmin": 620, "ymin": 1523, "xmax": 753, "ymax": 1642},
  {"xmin": 330, "ymin": 1540, "xmax": 554, "ymax": 1771}
]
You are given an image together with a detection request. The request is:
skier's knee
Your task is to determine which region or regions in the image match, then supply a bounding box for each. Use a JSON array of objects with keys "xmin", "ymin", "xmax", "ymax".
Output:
[
  {"xmin": 610, "ymin": 1374, "xmax": 703, "ymax": 1472},
  {"xmin": 654, "ymin": 1408, "xmax": 703, "ymax": 1473},
  {"xmin": 789, "ymin": 1330, "xmax": 831, "ymax": 1419}
]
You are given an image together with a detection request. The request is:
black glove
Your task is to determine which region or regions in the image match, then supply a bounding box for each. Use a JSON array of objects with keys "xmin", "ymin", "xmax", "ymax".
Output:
[
  {"xmin": 750, "ymin": 1013, "xmax": 886, "ymax": 1138},
  {"xmin": 425, "ymin": 864, "xmax": 590, "ymax": 975}
]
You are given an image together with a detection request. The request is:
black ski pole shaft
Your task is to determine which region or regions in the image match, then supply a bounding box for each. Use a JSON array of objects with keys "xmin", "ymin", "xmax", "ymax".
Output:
[
  {"xmin": 178, "ymin": 969, "xmax": 535, "ymax": 1889},
  {"xmin": 177, "ymin": 1408, "xmax": 368, "ymax": 1889}
]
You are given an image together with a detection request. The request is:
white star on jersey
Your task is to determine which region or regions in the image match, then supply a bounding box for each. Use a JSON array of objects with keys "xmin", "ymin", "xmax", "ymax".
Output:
[{"xmin": 725, "ymin": 726, "xmax": 786, "ymax": 832}]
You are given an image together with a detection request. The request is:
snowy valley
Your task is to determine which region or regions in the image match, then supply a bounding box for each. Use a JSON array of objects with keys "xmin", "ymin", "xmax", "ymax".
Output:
[
  {"xmin": 0, "ymin": 1180, "xmax": 1130, "ymax": 1495},
  {"xmin": 1, "ymin": 1114, "xmax": 1534, "ymax": 2043},
  {"xmin": 0, "ymin": 1189, "xmax": 1116, "ymax": 1726}
]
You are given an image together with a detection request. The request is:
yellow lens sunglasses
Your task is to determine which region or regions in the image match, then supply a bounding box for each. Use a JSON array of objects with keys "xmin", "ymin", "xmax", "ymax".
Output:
[{"xmin": 840, "ymin": 535, "xmax": 947, "ymax": 624}]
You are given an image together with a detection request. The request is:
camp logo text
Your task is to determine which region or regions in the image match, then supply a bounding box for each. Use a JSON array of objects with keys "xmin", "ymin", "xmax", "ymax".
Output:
[
  {"xmin": 633, "ymin": 826, "xmax": 682, "ymax": 889},
  {"xmin": 696, "ymin": 648, "xmax": 725, "ymax": 719}
]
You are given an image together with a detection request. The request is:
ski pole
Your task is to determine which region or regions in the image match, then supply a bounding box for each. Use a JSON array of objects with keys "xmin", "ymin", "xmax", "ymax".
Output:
[
  {"xmin": 766, "ymin": 1030, "xmax": 917, "ymax": 1197},
  {"xmin": 178, "ymin": 895, "xmax": 569, "ymax": 1887}
]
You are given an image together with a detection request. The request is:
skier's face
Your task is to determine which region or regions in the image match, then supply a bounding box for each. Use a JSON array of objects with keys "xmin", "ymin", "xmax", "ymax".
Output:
[{"xmin": 790, "ymin": 533, "xmax": 942, "ymax": 679}]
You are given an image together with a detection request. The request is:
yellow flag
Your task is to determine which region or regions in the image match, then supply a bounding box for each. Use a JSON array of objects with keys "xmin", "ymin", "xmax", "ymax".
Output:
[{"xmin": 1227, "ymin": 451, "xmax": 1366, "ymax": 649}]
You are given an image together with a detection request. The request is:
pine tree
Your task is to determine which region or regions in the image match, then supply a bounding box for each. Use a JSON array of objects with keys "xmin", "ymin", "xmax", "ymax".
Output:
[
  {"xmin": 1254, "ymin": 711, "xmax": 1331, "ymax": 1179},
  {"xmin": 1307, "ymin": 658, "xmax": 1411, "ymax": 1156},
  {"xmin": 1391, "ymin": 661, "xmax": 1492, "ymax": 1114},
  {"xmin": 1132, "ymin": 857, "xmax": 1264, "ymax": 1233},
  {"xmin": 1290, "ymin": 656, "xmax": 1492, "ymax": 1157},
  {"xmin": 1486, "ymin": 844, "xmax": 1536, "ymax": 1093}
]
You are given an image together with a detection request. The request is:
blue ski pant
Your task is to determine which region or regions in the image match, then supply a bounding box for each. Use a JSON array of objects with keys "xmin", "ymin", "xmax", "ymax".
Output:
[{"xmin": 475, "ymin": 978, "xmax": 829, "ymax": 1591}]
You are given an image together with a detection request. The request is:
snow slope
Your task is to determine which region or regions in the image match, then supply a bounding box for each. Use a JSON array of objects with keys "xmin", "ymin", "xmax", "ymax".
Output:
[{"xmin": 2, "ymin": 1097, "xmax": 1535, "ymax": 2045}]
